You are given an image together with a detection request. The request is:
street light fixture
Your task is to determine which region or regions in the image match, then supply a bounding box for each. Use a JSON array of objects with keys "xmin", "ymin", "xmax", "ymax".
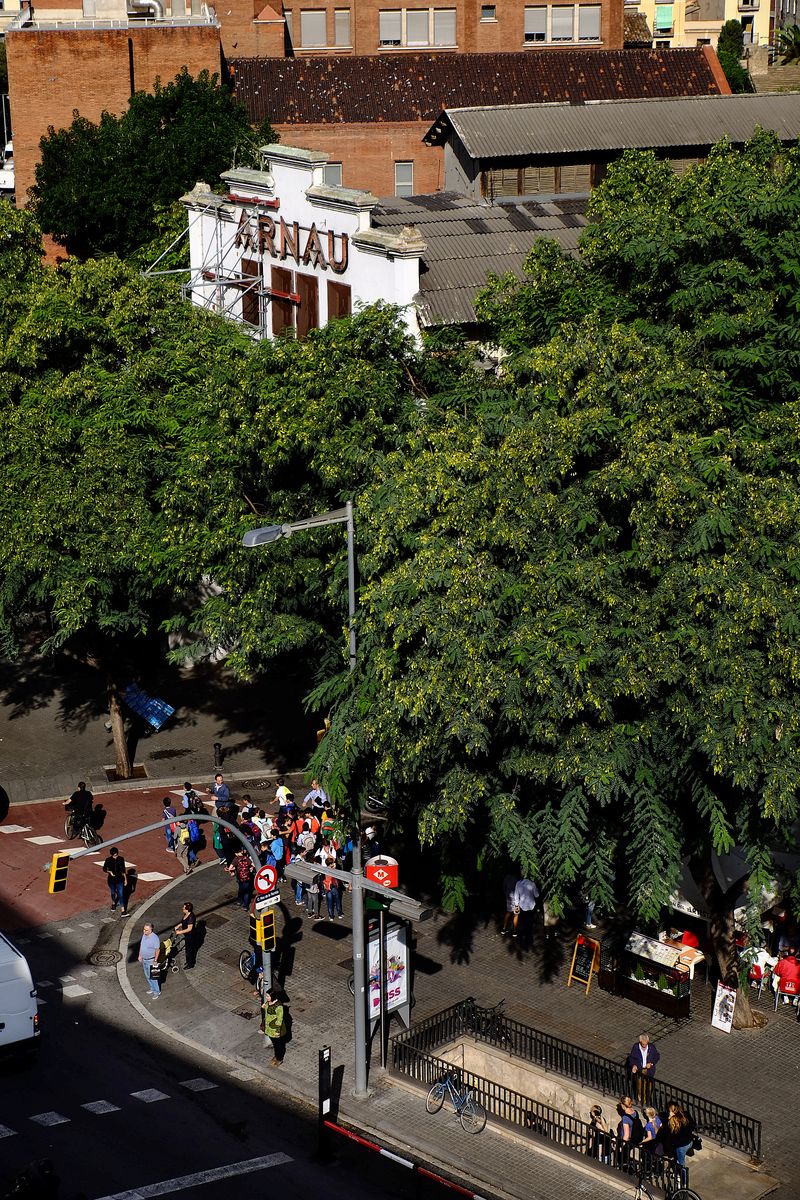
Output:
[
  {"xmin": 242, "ymin": 500, "xmax": 371, "ymax": 1098},
  {"xmin": 242, "ymin": 502, "xmax": 355, "ymax": 673}
]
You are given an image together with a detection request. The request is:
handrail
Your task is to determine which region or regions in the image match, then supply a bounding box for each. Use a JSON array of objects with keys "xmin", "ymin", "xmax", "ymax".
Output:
[
  {"xmin": 392, "ymin": 999, "xmax": 762, "ymax": 1161},
  {"xmin": 392, "ymin": 1038, "xmax": 685, "ymax": 1191}
]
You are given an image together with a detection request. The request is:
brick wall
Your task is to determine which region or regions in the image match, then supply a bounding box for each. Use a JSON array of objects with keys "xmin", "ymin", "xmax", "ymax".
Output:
[
  {"xmin": 273, "ymin": 122, "xmax": 441, "ymax": 196},
  {"xmin": 7, "ymin": 24, "xmax": 222, "ymax": 203},
  {"xmin": 280, "ymin": 0, "xmax": 624, "ymax": 56}
]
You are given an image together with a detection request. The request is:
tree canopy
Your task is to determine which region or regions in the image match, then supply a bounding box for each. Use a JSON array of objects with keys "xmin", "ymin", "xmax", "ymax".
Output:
[
  {"xmin": 28, "ymin": 68, "xmax": 277, "ymax": 260},
  {"xmin": 3, "ymin": 135, "xmax": 800, "ymax": 1007}
]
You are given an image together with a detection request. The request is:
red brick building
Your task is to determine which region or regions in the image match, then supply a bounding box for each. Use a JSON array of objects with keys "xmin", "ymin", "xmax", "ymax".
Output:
[
  {"xmin": 7, "ymin": 15, "xmax": 222, "ymax": 202},
  {"xmin": 228, "ymin": 47, "xmax": 729, "ymax": 196}
]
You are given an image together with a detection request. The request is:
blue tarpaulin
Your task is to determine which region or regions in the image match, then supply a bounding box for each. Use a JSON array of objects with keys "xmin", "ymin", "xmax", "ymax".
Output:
[{"xmin": 123, "ymin": 684, "xmax": 175, "ymax": 731}]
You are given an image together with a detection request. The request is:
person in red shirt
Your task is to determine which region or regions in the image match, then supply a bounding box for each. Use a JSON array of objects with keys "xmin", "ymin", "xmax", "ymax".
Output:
[
  {"xmin": 772, "ymin": 949, "xmax": 800, "ymax": 1000},
  {"xmin": 680, "ymin": 930, "xmax": 700, "ymax": 949}
]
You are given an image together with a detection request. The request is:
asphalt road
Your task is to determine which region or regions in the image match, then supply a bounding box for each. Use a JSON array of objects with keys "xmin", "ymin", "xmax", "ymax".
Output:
[{"xmin": 0, "ymin": 912, "xmax": 431, "ymax": 1200}]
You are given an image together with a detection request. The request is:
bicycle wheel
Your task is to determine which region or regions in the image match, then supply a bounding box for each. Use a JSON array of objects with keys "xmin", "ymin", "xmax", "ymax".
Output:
[
  {"xmin": 65, "ymin": 816, "xmax": 76, "ymax": 839},
  {"xmin": 348, "ymin": 976, "xmax": 355, "ymax": 996},
  {"xmin": 82, "ymin": 824, "xmax": 101, "ymax": 847},
  {"xmin": 459, "ymin": 1097, "xmax": 487, "ymax": 1134},
  {"xmin": 425, "ymin": 1081, "xmax": 445, "ymax": 1114},
  {"xmin": 669, "ymin": 1191, "xmax": 703, "ymax": 1200},
  {"xmin": 238, "ymin": 950, "xmax": 252, "ymax": 981}
]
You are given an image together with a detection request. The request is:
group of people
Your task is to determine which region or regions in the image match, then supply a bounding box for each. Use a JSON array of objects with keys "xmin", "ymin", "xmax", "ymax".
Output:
[{"xmin": 585, "ymin": 1035, "xmax": 697, "ymax": 1185}]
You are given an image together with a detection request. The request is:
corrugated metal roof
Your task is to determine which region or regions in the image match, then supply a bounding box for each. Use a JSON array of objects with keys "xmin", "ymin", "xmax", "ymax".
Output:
[
  {"xmin": 372, "ymin": 192, "xmax": 588, "ymax": 327},
  {"xmin": 430, "ymin": 94, "xmax": 800, "ymax": 159},
  {"xmin": 228, "ymin": 48, "xmax": 725, "ymax": 126}
]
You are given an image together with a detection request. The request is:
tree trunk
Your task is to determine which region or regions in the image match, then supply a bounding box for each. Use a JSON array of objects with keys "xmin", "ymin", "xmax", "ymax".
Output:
[
  {"xmin": 707, "ymin": 870, "xmax": 766, "ymax": 1030},
  {"xmin": 108, "ymin": 681, "xmax": 132, "ymax": 780}
]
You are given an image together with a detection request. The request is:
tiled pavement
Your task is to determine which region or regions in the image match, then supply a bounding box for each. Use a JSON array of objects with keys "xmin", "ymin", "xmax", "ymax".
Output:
[{"xmin": 110, "ymin": 864, "xmax": 797, "ymax": 1200}]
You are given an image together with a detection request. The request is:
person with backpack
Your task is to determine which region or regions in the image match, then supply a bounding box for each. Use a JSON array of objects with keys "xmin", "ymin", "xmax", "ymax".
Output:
[
  {"xmin": 162, "ymin": 798, "xmax": 178, "ymax": 853},
  {"xmin": 229, "ymin": 847, "xmax": 254, "ymax": 909}
]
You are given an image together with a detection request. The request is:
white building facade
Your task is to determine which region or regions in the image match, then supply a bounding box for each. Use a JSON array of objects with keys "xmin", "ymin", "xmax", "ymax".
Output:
[{"xmin": 182, "ymin": 144, "xmax": 425, "ymax": 343}]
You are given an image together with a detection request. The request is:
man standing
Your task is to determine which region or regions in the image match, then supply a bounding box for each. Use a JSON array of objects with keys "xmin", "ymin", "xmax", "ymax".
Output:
[
  {"xmin": 626, "ymin": 1033, "xmax": 660, "ymax": 1103},
  {"xmin": 208, "ymin": 773, "xmax": 230, "ymax": 809},
  {"xmin": 102, "ymin": 847, "xmax": 128, "ymax": 914},
  {"xmin": 138, "ymin": 923, "xmax": 161, "ymax": 998},
  {"xmin": 174, "ymin": 902, "xmax": 197, "ymax": 970}
]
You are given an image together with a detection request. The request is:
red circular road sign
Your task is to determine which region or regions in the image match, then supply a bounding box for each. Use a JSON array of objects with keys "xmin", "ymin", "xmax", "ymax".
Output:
[{"xmin": 254, "ymin": 864, "xmax": 278, "ymax": 895}]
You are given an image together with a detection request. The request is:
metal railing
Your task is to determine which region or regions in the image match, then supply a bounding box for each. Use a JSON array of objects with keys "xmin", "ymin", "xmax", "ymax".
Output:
[
  {"xmin": 391, "ymin": 999, "xmax": 761, "ymax": 1160},
  {"xmin": 392, "ymin": 1038, "xmax": 684, "ymax": 1191}
]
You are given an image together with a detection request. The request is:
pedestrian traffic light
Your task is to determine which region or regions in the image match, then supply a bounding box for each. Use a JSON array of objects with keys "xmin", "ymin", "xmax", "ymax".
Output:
[{"xmin": 48, "ymin": 852, "xmax": 71, "ymax": 893}]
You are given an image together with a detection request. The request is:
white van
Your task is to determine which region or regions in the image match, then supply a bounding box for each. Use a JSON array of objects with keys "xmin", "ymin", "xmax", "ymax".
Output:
[{"xmin": 0, "ymin": 932, "xmax": 40, "ymax": 1054}]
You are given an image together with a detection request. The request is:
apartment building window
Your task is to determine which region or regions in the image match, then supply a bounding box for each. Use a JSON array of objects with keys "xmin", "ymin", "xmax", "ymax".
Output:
[
  {"xmin": 334, "ymin": 8, "xmax": 351, "ymax": 44},
  {"xmin": 395, "ymin": 161, "xmax": 414, "ymax": 196},
  {"xmin": 300, "ymin": 9, "xmax": 327, "ymax": 46},
  {"xmin": 324, "ymin": 162, "xmax": 343, "ymax": 186},
  {"xmin": 653, "ymin": 3, "xmax": 673, "ymax": 34},
  {"xmin": 524, "ymin": 4, "xmax": 601, "ymax": 42},
  {"xmin": 285, "ymin": 9, "xmax": 293, "ymax": 45},
  {"xmin": 481, "ymin": 3, "xmax": 497, "ymax": 18},
  {"xmin": 379, "ymin": 8, "xmax": 457, "ymax": 46},
  {"xmin": 328, "ymin": 280, "xmax": 352, "ymax": 320}
]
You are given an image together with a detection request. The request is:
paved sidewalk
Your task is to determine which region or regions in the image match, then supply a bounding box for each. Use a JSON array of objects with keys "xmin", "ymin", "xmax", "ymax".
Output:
[{"xmin": 116, "ymin": 863, "xmax": 797, "ymax": 1200}]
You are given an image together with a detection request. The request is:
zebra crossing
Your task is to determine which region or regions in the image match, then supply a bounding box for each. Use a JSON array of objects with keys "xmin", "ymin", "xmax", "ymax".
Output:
[{"xmin": 0, "ymin": 1077, "xmax": 220, "ymax": 1138}]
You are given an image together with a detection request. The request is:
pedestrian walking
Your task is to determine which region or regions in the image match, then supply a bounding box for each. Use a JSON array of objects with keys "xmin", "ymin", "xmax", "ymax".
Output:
[
  {"xmin": 174, "ymin": 901, "xmax": 198, "ymax": 970},
  {"xmin": 102, "ymin": 847, "xmax": 129, "ymax": 914},
  {"xmin": 138, "ymin": 922, "xmax": 161, "ymax": 998},
  {"xmin": 174, "ymin": 825, "xmax": 194, "ymax": 875},
  {"xmin": 261, "ymin": 989, "xmax": 287, "ymax": 1065},
  {"xmin": 229, "ymin": 847, "xmax": 254, "ymax": 909},
  {"xmin": 501, "ymin": 873, "xmax": 519, "ymax": 936},
  {"xmin": 162, "ymin": 798, "xmax": 177, "ymax": 853}
]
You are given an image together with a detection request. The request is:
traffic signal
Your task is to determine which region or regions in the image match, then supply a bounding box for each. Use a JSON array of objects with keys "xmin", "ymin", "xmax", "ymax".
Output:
[
  {"xmin": 250, "ymin": 911, "xmax": 277, "ymax": 951},
  {"xmin": 48, "ymin": 852, "xmax": 71, "ymax": 893}
]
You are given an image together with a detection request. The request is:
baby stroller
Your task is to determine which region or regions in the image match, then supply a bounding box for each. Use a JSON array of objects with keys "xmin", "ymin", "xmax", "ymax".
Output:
[{"xmin": 159, "ymin": 935, "xmax": 184, "ymax": 975}]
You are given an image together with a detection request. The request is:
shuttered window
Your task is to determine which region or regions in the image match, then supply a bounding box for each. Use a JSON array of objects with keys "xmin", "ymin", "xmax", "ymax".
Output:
[
  {"xmin": 524, "ymin": 6, "xmax": 547, "ymax": 39},
  {"xmin": 654, "ymin": 3, "xmax": 673, "ymax": 31},
  {"xmin": 406, "ymin": 9, "xmax": 429, "ymax": 42},
  {"xmin": 559, "ymin": 162, "xmax": 591, "ymax": 191},
  {"xmin": 433, "ymin": 7, "xmax": 456, "ymax": 42},
  {"xmin": 379, "ymin": 9, "xmax": 402, "ymax": 42},
  {"xmin": 299, "ymin": 9, "xmax": 326, "ymax": 44},
  {"xmin": 327, "ymin": 281, "xmax": 352, "ymax": 321},
  {"xmin": 578, "ymin": 4, "xmax": 600, "ymax": 39},
  {"xmin": 334, "ymin": 8, "xmax": 351, "ymax": 43},
  {"xmin": 551, "ymin": 6, "xmax": 574, "ymax": 39}
]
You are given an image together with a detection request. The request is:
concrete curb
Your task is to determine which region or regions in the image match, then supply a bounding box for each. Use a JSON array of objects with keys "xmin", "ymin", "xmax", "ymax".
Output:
[{"xmin": 9, "ymin": 768, "xmax": 305, "ymax": 807}]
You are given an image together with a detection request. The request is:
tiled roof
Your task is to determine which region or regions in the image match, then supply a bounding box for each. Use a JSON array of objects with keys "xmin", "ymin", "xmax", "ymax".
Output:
[
  {"xmin": 623, "ymin": 12, "xmax": 653, "ymax": 45},
  {"xmin": 370, "ymin": 192, "xmax": 589, "ymax": 326},
  {"xmin": 228, "ymin": 48, "xmax": 726, "ymax": 126}
]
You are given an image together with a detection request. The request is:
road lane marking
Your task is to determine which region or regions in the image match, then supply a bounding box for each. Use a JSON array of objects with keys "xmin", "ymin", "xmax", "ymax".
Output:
[
  {"xmin": 0, "ymin": 824, "xmax": 32, "ymax": 834},
  {"xmin": 26, "ymin": 834, "xmax": 66, "ymax": 845},
  {"xmin": 93, "ymin": 1153, "xmax": 292, "ymax": 1199},
  {"xmin": 136, "ymin": 872, "xmax": 172, "ymax": 882},
  {"xmin": 130, "ymin": 1089, "xmax": 170, "ymax": 1103},
  {"xmin": 179, "ymin": 1078, "xmax": 218, "ymax": 1092},
  {"xmin": 82, "ymin": 1101, "xmax": 121, "ymax": 1115},
  {"xmin": 0, "ymin": 1125, "xmax": 16, "ymax": 1138},
  {"xmin": 30, "ymin": 1112, "xmax": 70, "ymax": 1126},
  {"xmin": 62, "ymin": 984, "xmax": 92, "ymax": 998}
]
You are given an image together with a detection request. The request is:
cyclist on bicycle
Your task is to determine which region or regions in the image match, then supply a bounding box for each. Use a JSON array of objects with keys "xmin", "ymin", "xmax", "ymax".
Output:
[{"xmin": 63, "ymin": 781, "xmax": 94, "ymax": 834}]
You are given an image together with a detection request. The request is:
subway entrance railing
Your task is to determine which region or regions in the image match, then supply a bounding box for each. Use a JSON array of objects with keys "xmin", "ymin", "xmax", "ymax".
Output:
[{"xmin": 390, "ymin": 999, "xmax": 761, "ymax": 1164}]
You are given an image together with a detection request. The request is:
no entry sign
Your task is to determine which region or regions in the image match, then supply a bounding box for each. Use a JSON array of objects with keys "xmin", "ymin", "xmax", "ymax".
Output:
[{"xmin": 254, "ymin": 864, "xmax": 278, "ymax": 895}]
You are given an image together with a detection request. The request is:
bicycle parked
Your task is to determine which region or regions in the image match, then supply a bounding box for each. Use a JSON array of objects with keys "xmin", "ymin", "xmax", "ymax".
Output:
[
  {"xmin": 425, "ymin": 1070, "xmax": 487, "ymax": 1134},
  {"xmin": 239, "ymin": 945, "xmax": 266, "ymax": 999},
  {"xmin": 456, "ymin": 997, "xmax": 512, "ymax": 1048}
]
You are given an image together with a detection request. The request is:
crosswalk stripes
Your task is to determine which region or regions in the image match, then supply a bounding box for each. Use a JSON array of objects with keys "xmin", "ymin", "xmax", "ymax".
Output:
[{"xmin": 2, "ymin": 1080, "xmax": 219, "ymax": 1138}]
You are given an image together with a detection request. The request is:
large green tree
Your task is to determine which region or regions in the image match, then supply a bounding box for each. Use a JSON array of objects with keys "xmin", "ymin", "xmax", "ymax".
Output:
[
  {"xmin": 0, "ymin": 249, "xmax": 253, "ymax": 775},
  {"xmin": 29, "ymin": 68, "xmax": 277, "ymax": 260}
]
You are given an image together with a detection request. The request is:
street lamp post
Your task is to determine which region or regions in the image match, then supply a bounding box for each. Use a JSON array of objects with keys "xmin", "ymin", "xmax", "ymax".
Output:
[{"xmin": 243, "ymin": 500, "xmax": 370, "ymax": 1098}]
